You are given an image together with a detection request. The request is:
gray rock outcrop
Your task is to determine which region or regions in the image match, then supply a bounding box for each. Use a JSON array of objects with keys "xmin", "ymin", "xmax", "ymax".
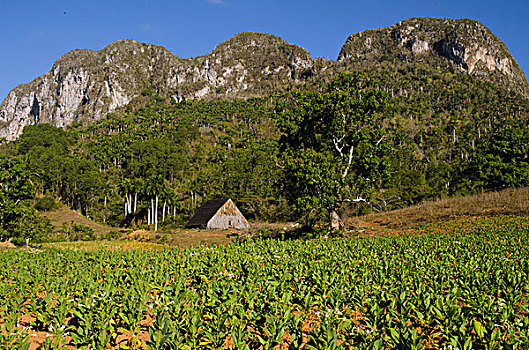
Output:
[
  {"xmin": 0, "ymin": 34, "xmax": 314, "ymax": 140},
  {"xmin": 338, "ymin": 17, "xmax": 528, "ymax": 97}
]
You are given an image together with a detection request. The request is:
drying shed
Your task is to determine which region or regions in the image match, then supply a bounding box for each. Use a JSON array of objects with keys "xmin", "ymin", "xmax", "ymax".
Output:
[{"xmin": 185, "ymin": 198, "xmax": 250, "ymax": 229}]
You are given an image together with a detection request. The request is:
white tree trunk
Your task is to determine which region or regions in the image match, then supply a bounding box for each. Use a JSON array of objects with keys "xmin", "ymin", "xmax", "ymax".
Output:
[
  {"xmin": 162, "ymin": 201, "xmax": 166, "ymax": 222},
  {"xmin": 151, "ymin": 197, "xmax": 155, "ymax": 227},
  {"xmin": 134, "ymin": 193, "xmax": 138, "ymax": 213},
  {"xmin": 330, "ymin": 210, "xmax": 341, "ymax": 230},
  {"xmin": 155, "ymin": 195, "xmax": 159, "ymax": 232},
  {"xmin": 147, "ymin": 207, "xmax": 151, "ymax": 225}
]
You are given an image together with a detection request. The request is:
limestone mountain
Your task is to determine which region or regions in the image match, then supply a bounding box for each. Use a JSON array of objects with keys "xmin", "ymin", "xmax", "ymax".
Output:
[
  {"xmin": 338, "ymin": 17, "xmax": 528, "ymax": 96},
  {"xmin": 0, "ymin": 33, "xmax": 315, "ymax": 140},
  {"xmin": 1, "ymin": 17, "xmax": 527, "ymax": 140}
]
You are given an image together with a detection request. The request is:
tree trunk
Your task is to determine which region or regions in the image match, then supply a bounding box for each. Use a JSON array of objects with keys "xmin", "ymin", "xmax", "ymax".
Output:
[
  {"xmin": 329, "ymin": 210, "xmax": 341, "ymax": 233},
  {"xmin": 155, "ymin": 195, "xmax": 159, "ymax": 232},
  {"xmin": 134, "ymin": 193, "xmax": 138, "ymax": 213},
  {"xmin": 162, "ymin": 201, "xmax": 166, "ymax": 222},
  {"xmin": 147, "ymin": 207, "xmax": 151, "ymax": 225},
  {"xmin": 151, "ymin": 197, "xmax": 155, "ymax": 227}
]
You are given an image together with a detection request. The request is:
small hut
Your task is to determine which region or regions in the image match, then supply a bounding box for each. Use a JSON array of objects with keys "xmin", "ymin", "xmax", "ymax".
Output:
[{"xmin": 185, "ymin": 198, "xmax": 250, "ymax": 229}]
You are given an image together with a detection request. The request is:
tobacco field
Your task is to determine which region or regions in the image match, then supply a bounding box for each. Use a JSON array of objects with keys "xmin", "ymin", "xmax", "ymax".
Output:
[{"xmin": 1, "ymin": 216, "xmax": 529, "ymax": 349}]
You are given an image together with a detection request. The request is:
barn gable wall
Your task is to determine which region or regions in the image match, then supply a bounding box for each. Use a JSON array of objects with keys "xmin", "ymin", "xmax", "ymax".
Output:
[{"xmin": 207, "ymin": 199, "xmax": 250, "ymax": 229}]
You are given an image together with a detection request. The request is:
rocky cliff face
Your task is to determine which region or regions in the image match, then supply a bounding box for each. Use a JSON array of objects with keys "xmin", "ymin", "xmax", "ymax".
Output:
[
  {"xmin": 1, "ymin": 18, "xmax": 527, "ymax": 140},
  {"xmin": 0, "ymin": 33, "xmax": 316, "ymax": 140},
  {"xmin": 338, "ymin": 17, "xmax": 528, "ymax": 97}
]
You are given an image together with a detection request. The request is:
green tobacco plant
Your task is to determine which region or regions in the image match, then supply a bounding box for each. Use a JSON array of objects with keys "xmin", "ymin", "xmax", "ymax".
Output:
[{"xmin": 0, "ymin": 217, "xmax": 529, "ymax": 348}]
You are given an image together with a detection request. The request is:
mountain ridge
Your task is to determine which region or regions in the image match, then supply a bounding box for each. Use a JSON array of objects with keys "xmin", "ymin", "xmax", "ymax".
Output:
[{"xmin": 1, "ymin": 17, "xmax": 527, "ymax": 140}]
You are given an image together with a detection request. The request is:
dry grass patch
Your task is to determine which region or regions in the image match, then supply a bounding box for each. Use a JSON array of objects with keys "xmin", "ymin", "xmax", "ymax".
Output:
[
  {"xmin": 161, "ymin": 228, "xmax": 234, "ymax": 247},
  {"xmin": 0, "ymin": 241, "xmax": 16, "ymax": 250},
  {"xmin": 41, "ymin": 205, "xmax": 116, "ymax": 237},
  {"xmin": 350, "ymin": 187, "xmax": 529, "ymax": 230},
  {"xmin": 38, "ymin": 240, "xmax": 167, "ymax": 251},
  {"xmin": 122, "ymin": 227, "xmax": 235, "ymax": 247},
  {"xmin": 122, "ymin": 228, "xmax": 234, "ymax": 247},
  {"xmin": 38, "ymin": 228, "xmax": 236, "ymax": 250}
]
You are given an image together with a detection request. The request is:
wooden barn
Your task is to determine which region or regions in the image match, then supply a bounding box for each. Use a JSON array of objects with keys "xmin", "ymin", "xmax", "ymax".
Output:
[{"xmin": 185, "ymin": 198, "xmax": 250, "ymax": 229}]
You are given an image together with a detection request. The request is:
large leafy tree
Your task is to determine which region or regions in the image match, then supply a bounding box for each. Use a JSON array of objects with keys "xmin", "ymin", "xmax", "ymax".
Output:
[
  {"xmin": 463, "ymin": 126, "xmax": 529, "ymax": 191},
  {"xmin": 276, "ymin": 72, "xmax": 391, "ymax": 231},
  {"xmin": 0, "ymin": 155, "xmax": 34, "ymax": 204},
  {"xmin": 18, "ymin": 124, "xmax": 74, "ymax": 195},
  {"xmin": 0, "ymin": 154, "xmax": 51, "ymax": 245}
]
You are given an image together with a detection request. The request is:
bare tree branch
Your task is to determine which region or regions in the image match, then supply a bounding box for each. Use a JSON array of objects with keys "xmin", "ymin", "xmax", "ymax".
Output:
[
  {"xmin": 376, "ymin": 135, "xmax": 387, "ymax": 146},
  {"xmin": 343, "ymin": 197, "xmax": 367, "ymax": 203},
  {"xmin": 342, "ymin": 145, "xmax": 355, "ymax": 180},
  {"xmin": 332, "ymin": 136, "xmax": 345, "ymax": 155}
]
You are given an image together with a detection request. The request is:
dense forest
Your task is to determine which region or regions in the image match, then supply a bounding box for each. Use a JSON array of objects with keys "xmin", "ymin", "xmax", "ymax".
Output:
[{"xmin": 1, "ymin": 66, "xmax": 529, "ymax": 242}]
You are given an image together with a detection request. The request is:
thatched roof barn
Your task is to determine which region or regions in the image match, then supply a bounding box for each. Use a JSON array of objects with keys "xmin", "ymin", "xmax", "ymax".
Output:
[{"xmin": 185, "ymin": 198, "xmax": 250, "ymax": 229}]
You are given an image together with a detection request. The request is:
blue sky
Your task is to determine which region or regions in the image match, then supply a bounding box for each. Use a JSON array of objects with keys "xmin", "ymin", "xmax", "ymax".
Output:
[{"xmin": 1, "ymin": 0, "xmax": 528, "ymax": 102}]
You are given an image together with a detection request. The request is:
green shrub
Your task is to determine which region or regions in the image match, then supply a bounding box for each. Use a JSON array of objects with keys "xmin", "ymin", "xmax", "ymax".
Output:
[
  {"xmin": 100, "ymin": 230, "xmax": 122, "ymax": 241},
  {"xmin": 56, "ymin": 222, "xmax": 95, "ymax": 241},
  {"xmin": 35, "ymin": 195, "xmax": 56, "ymax": 211},
  {"xmin": 10, "ymin": 236, "xmax": 26, "ymax": 247},
  {"xmin": 161, "ymin": 216, "xmax": 186, "ymax": 229}
]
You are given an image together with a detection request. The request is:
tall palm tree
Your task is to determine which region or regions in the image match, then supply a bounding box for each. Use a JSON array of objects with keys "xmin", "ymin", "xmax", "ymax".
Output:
[
  {"xmin": 118, "ymin": 178, "xmax": 132, "ymax": 216},
  {"xmin": 131, "ymin": 178, "xmax": 143, "ymax": 213},
  {"xmin": 144, "ymin": 175, "xmax": 166, "ymax": 231}
]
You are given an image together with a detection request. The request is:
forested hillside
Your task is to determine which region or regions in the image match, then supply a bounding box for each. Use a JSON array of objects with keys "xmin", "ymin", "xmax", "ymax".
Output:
[
  {"xmin": 362, "ymin": 64, "xmax": 529, "ymax": 206},
  {"xmin": 2, "ymin": 62, "xmax": 529, "ymax": 241},
  {"xmin": 2, "ymin": 96, "xmax": 283, "ymax": 228}
]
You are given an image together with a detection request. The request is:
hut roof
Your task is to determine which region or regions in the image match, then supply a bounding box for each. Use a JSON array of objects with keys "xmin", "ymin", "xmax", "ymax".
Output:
[{"xmin": 185, "ymin": 198, "xmax": 229, "ymax": 228}]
